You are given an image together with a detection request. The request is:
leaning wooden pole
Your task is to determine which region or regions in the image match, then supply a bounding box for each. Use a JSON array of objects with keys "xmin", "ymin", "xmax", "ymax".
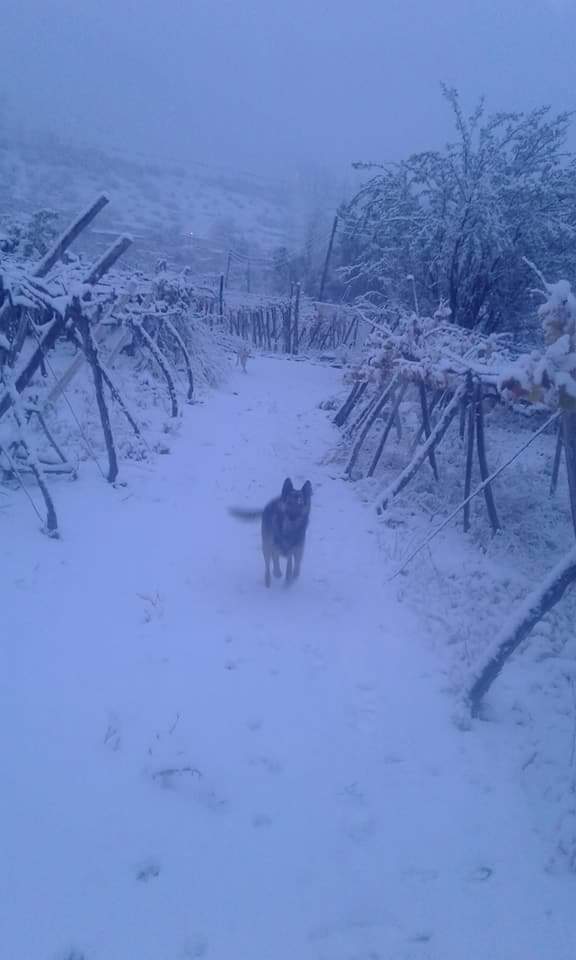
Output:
[
  {"xmin": 293, "ymin": 282, "xmax": 301, "ymax": 355},
  {"xmin": 562, "ymin": 411, "xmax": 576, "ymax": 538},
  {"xmin": 0, "ymin": 234, "xmax": 133, "ymax": 422},
  {"xmin": 128, "ymin": 318, "xmax": 179, "ymax": 419},
  {"xmin": 334, "ymin": 381, "xmax": 363, "ymax": 428},
  {"xmin": 467, "ymin": 547, "xmax": 576, "ymax": 717},
  {"xmin": 35, "ymin": 194, "xmax": 110, "ymax": 278},
  {"xmin": 345, "ymin": 387, "xmax": 381, "ymax": 438},
  {"xmin": 345, "ymin": 375, "xmax": 398, "ymax": 478},
  {"xmin": 318, "ymin": 215, "xmax": 339, "ymax": 301},
  {"xmin": 74, "ymin": 301, "xmax": 119, "ymax": 484},
  {"xmin": 463, "ymin": 383, "xmax": 475, "ymax": 533},
  {"xmin": 376, "ymin": 384, "xmax": 465, "ymax": 514},
  {"xmin": 550, "ymin": 420, "xmax": 564, "ymax": 496},
  {"xmin": 163, "ymin": 318, "xmax": 194, "ymax": 402},
  {"xmin": 367, "ymin": 381, "xmax": 409, "ymax": 478},
  {"xmin": 417, "ymin": 380, "xmax": 439, "ymax": 481},
  {"xmin": 474, "ymin": 379, "xmax": 501, "ymax": 534},
  {"xmin": 0, "ymin": 195, "xmax": 110, "ymax": 333}
]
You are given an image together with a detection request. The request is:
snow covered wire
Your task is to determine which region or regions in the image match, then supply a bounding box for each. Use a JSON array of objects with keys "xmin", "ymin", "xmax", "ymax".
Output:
[
  {"xmin": 388, "ymin": 410, "xmax": 561, "ymax": 579},
  {"xmin": 0, "ymin": 439, "xmax": 46, "ymax": 528}
]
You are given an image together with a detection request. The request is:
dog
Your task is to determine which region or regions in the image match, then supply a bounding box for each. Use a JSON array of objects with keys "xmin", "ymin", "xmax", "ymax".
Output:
[
  {"xmin": 236, "ymin": 346, "xmax": 250, "ymax": 373},
  {"xmin": 229, "ymin": 478, "xmax": 312, "ymax": 587}
]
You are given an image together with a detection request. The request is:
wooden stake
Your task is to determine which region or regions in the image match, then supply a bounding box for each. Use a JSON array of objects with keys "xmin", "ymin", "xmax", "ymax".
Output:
[
  {"xmin": 467, "ymin": 547, "xmax": 576, "ymax": 716},
  {"xmin": 418, "ymin": 381, "xmax": 439, "ymax": 481},
  {"xmin": 318, "ymin": 215, "xmax": 338, "ymax": 301},
  {"xmin": 550, "ymin": 419, "xmax": 564, "ymax": 495},
  {"xmin": 377, "ymin": 384, "xmax": 465, "ymax": 513},
  {"xmin": 474, "ymin": 379, "xmax": 501, "ymax": 534},
  {"xmin": 346, "ymin": 375, "xmax": 398, "ymax": 477},
  {"xmin": 562, "ymin": 411, "xmax": 576, "ymax": 538},
  {"xmin": 75, "ymin": 301, "xmax": 119, "ymax": 484},
  {"xmin": 463, "ymin": 386, "xmax": 475, "ymax": 533},
  {"xmin": 367, "ymin": 382, "xmax": 409, "ymax": 478},
  {"xmin": 293, "ymin": 282, "xmax": 301, "ymax": 355}
]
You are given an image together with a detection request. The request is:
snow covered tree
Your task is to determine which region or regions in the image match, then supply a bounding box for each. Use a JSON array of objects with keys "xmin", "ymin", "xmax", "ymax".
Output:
[{"xmin": 340, "ymin": 89, "xmax": 576, "ymax": 333}]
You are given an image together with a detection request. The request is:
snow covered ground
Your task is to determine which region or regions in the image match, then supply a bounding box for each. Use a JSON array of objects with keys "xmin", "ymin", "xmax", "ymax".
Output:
[{"xmin": 2, "ymin": 356, "xmax": 576, "ymax": 960}]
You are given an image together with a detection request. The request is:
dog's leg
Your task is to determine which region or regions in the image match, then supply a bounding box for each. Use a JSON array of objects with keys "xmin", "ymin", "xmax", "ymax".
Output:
[
  {"xmin": 263, "ymin": 545, "xmax": 272, "ymax": 587},
  {"xmin": 292, "ymin": 544, "xmax": 304, "ymax": 582},
  {"xmin": 273, "ymin": 549, "xmax": 282, "ymax": 579},
  {"xmin": 285, "ymin": 553, "xmax": 294, "ymax": 584}
]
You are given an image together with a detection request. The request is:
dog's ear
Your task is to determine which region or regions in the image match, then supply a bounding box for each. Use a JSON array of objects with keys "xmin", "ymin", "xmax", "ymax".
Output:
[
  {"xmin": 281, "ymin": 478, "xmax": 293, "ymax": 498},
  {"xmin": 302, "ymin": 480, "xmax": 312, "ymax": 500}
]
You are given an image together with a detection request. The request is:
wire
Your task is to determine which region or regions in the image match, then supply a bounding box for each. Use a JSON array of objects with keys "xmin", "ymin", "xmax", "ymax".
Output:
[
  {"xmin": 28, "ymin": 320, "xmax": 108, "ymax": 481},
  {"xmin": 0, "ymin": 438, "xmax": 45, "ymax": 525}
]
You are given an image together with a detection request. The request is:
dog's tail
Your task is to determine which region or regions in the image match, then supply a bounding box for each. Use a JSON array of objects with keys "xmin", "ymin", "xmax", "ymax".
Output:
[{"xmin": 228, "ymin": 507, "xmax": 263, "ymax": 522}]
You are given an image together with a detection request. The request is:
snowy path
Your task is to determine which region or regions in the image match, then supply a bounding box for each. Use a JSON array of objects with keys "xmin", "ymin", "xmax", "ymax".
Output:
[{"xmin": 2, "ymin": 357, "xmax": 574, "ymax": 960}]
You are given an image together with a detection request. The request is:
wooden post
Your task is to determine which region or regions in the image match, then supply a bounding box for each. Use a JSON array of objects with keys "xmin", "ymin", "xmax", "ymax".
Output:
[
  {"xmin": 418, "ymin": 381, "xmax": 439, "ymax": 481},
  {"xmin": 35, "ymin": 194, "xmax": 110, "ymax": 278},
  {"xmin": 84, "ymin": 235, "xmax": 132, "ymax": 286},
  {"xmin": 550, "ymin": 419, "xmax": 564, "ymax": 496},
  {"xmin": 74, "ymin": 301, "xmax": 119, "ymax": 484},
  {"xmin": 318, "ymin": 215, "xmax": 338, "ymax": 302},
  {"xmin": 345, "ymin": 375, "xmax": 398, "ymax": 478},
  {"xmin": 285, "ymin": 286, "xmax": 293, "ymax": 354},
  {"xmin": 0, "ymin": 194, "xmax": 111, "ymax": 333},
  {"xmin": 562, "ymin": 411, "xmax": 576, "ymax": 537},
  {"xmin": 345, "ymin": 386, "xmax": 378, "ymax": 437},
  {"xmin": 468, "ymin": 547, "xmax": 576, "ymax": 717},
  {"xmin": 219, "ymin": 273, "xmax": 224, "ymax": 319},
  {"xmin": 463, "ymin": 382, "xmax": 475, "ymax": 533},
  {"xmin": 293, "ymin": 282, "xmax": 301, "ymax": 355},
  {"xmin": 334, "ymin": 381, "xmax": 365, "ymax": 428},
  {"xmin": 474, "ymin": 380, "xmax": 501, "ymax": 534},
  {"xmin": 367, "ymin": 382, "xmax": 409, "ymax": 478},
  {"xmin": 377, "ymin": 384, "xmax": 465, "ymax": 513},
  {"xmin": 1, "ymin": 235, "xmax": 133, "ymax": 421}
]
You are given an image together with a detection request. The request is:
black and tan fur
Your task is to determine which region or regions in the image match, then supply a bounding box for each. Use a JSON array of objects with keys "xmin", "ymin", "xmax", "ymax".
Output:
[{"xmin": 229, "ymin": 478, "xmax": 312, "ymax": 586}]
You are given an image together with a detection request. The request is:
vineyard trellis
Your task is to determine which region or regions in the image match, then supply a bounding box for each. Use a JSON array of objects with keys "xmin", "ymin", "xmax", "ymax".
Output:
[
  {"xmin": 333, "ymin": 289, "xmax": 576, "ymax": 714},
  {"xmin": 0, "ymin": 195, "xmax": 361, "ymax": 540}
]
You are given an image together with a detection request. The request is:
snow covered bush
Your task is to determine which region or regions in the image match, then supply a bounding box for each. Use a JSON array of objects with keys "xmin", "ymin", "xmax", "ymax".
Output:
[
  {"xmin": 0, "ymin": 208, "xmax": 60, "ymax": 260},
  {"xmin": 500, "ymin": 273, "xmax": 576, "ymax": 409},
  {"xmin": 339, "ymin": 88, "xmax": 576, "ymax": 334}
]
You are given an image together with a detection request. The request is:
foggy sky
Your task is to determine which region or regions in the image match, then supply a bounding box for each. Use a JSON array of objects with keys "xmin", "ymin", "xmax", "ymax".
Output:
[{"xmin": 2, "ymin": 0, "xmax": 576, "ymax": 177}]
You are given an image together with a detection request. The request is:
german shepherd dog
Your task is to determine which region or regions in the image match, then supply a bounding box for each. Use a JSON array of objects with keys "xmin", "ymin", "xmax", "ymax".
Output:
[{"xmin": 229, "ymin": 478, "xmax": 312, "ymax": 586}]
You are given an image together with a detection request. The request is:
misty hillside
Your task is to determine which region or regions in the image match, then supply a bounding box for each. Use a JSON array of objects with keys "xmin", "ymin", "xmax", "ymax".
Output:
[{"xmin": 0, "ymin": 130, "xmax": 295, "ymax": 272}]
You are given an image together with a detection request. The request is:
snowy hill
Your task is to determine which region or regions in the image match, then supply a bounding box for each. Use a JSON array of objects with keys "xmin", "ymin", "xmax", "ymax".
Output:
[{"xmin": 0, "ymin": 131, "xmax": 295, "ymax": 272}]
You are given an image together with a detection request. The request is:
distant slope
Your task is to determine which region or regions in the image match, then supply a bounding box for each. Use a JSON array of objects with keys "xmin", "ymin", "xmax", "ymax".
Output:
[{"xmin": 0, "ymin": 132, "xmax": 295, "ymax": 272}]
